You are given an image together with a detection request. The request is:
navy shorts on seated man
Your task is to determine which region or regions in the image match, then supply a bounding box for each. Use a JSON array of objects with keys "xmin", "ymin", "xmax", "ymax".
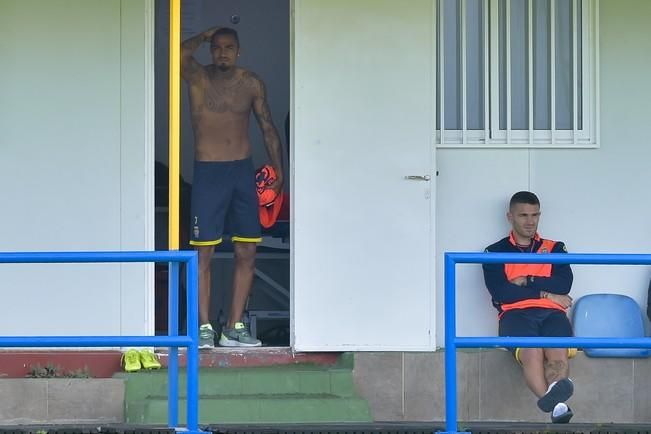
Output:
[
  {"xmin": 499, "ymin": 308, "xmax": 573, "ymax": 362},
  {"xmin": 190, "ymin": 158, "xmax": 262, "ymax": 246}
]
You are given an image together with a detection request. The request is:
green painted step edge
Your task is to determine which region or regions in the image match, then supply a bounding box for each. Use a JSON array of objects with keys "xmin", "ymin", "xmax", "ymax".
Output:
[
  {"xmin": 131, "ymin": 396, "xmax": 372, "ymax": 424},
  {"xmin": 115, "ymin": 363, "xmax": 347, "ymax": 377},
  {"xmin": 336, "ymin": 352, "xmax": 354, "ymax": 369},
  {"xmin": 116, "ymin": 367, "xmax": 356, "ymax": 399}
]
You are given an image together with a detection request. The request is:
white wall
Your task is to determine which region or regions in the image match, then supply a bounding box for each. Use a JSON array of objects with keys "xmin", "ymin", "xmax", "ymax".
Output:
[
  {"xmin": 436, "ymin": 0, "xmax": 651, "ymax": 344},
  {"xmin": 0, "ymin": 0, "xmax": 153, "ymax": 337}
]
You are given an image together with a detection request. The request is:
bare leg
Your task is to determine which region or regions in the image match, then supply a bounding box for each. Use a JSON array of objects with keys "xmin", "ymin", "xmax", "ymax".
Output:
[
  {"xmin": 227, "ymin": 242, "xmax": 256, "ymax": 327},
  {"xmin": 197, "ymin": 245, "xmax": 216, "ymax": 326},
  {"xmin": 518, "ymin": 348, "xmax": 548, "ymax": 398},
  {"xmin": 538, "ymin": 348, "xmax": 573, "ymax": 418},
  {"xmin": 544, "ymin": 348, "xmax": 569, "ymax": 384}
]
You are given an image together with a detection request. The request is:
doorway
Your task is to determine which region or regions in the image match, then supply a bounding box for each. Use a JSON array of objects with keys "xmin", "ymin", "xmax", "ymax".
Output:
[{"xmin": 154, "ymin": 0, "xmax": 291, "ymax": 346}]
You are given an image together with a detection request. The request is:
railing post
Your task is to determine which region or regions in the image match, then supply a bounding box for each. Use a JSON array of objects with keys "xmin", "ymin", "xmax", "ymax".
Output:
[
  {"xmin": 438, "ymin": 251, "xmax": 651, "ymax": 434},
  {"xmin": 0, "ymin": 251, "xmax": 206, "ymax": 433},
  {"xmin": 439, "ymin": 253, "xmax": 469, "ymax": 434},
  {"xmin": 168, "ymin": 261, "xmax": 179, "ymax": 428},
  {"xmin": 186, "ymin": 252, "xmax": 200, "ymax": 431},
  {"xmin": 441, "ymin": 254, "xmax": 462, "ymax": 434}
]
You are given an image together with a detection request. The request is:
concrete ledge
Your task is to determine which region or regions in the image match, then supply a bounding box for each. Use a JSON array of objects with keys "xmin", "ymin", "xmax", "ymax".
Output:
[
  {"xmin": 155, "ymin": 347, "xmax": 343, "ymax": 369},
  {"xmin": 0, "ymin": 379, "xmax": 124, "ymax": 425},
  {"xmin": 0, "ymin": 351, "xmax": 122, "ymax": 378},
  {"xmin": 353, "ymin": 350, "xmax": 651, "ymax": 423}
]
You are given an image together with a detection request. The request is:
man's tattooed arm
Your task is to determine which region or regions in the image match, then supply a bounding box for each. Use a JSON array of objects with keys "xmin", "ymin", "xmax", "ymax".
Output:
[
  {"xmin": 252, "ymin": 75, "xmax": 284, "ymax": 191},
  {"xmin": 181, "ymin": 27, "xmax": 220, "ymax": 81}
]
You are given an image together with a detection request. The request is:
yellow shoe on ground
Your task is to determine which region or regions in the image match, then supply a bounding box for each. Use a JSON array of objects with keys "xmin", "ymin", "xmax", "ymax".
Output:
[
  {"xmin": 139, "ymin": 349, "xmax": 162, "ymax": 370},
  {"xmin": 121, "ymin": 349, "xmax": 142, "ymax": 372}
]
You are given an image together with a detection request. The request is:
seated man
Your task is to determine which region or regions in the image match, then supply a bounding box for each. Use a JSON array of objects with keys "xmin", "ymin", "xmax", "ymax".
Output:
[{"xmin": 483, "ymin": 191, "xmax": 575, "ymax": 423}]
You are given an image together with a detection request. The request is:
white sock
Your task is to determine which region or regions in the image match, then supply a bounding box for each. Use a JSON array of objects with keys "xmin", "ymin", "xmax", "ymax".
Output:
[{"xmin": 552, "ymin": 402, "xmax": 569, "ymax": 417}]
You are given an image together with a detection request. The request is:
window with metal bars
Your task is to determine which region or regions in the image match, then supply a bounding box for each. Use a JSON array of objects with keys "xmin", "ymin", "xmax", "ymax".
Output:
[{"xmin": 435, "ymin": 0, "xmax": 599, "ymax": 147}]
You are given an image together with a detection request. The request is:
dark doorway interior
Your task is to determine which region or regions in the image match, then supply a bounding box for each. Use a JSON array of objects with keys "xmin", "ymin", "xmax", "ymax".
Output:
[{"xmin": 154, "ymin": 0, "xmax": 290, "ymax": 346}]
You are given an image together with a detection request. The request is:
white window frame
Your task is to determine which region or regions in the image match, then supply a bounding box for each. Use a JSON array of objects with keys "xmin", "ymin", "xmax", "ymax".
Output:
[{"xmin": 435, "ymin": 0, "xmax": 599, "ymax": 148}]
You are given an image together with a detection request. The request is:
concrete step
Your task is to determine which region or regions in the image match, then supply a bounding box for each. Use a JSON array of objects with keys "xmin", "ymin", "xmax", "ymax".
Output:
[
  {"xmin": 118, "ymin": 357, "xmax": 371, "ymax": 425},
  {"xmin": 155, "ymin": 347, "xmax": 343, "ymax": 369},
  {"xmin": 130, "ymin": 395, "xmax": 372, "ymax": 424},
  {"xmin": 115, "ymin": 366, "xmax": 356, "ymax": 399}
]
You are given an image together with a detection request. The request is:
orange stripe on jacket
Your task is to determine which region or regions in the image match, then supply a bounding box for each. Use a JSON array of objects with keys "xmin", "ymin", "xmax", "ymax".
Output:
[{"xmin": 500, "ymin": 239, "xmax": 566, "ymax": 315}]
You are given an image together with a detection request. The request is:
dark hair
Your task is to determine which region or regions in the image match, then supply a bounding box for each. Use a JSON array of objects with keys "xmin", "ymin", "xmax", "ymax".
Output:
[
  {"xmin": 509, "ymin": 191, "xmax": 540, "ymax": 208},
  {"xmin": 211, "ymin": 28, "xmax": 239, "ymax": 47}
]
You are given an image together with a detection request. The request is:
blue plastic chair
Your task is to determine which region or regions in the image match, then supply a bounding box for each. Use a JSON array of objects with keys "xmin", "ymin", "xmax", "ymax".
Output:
[{"xmin": 572, "ymin": 293, "xmax": 651, "ymax": 358}]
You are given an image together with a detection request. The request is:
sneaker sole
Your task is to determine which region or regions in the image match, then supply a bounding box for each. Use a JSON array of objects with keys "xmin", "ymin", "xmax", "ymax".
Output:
[
  {"xmin": 199, "ymin": 344, "xmax": 215, "ymax": 349},
  {"xmin": 551, "ymin": 408, "xmax": 574, "ymax": 424},
  {"xmin": 218, "ymin": 338, "xmax": 262, "ymax": 347},
  {"xmin": 538, "ymin": 378, "xmax": 574, "ymax": 412}
]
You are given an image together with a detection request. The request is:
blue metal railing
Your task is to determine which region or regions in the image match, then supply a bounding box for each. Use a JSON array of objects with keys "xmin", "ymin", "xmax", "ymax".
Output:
[
  {"xmin": 440, "ymin": 252, "xmax": 651, "ymax": 434},
  {"xmin": 0, "ymin": 251, "xmax": 204, "ymax": 434}
]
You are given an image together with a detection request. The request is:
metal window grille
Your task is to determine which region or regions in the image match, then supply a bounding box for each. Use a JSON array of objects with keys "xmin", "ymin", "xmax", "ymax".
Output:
[{"xmin": 435, "ymin": 0, "xmax": 599, "ymax": 148}]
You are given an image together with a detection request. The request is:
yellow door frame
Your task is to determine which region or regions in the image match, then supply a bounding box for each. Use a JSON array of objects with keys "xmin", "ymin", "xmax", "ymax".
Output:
[{"xmin": 168, "ymin": 0, "xmax": 181, "ymax": 250}]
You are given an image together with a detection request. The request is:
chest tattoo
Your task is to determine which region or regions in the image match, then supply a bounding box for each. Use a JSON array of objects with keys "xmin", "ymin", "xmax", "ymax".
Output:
[{"xmin": 204, "ymin": 74, "xmax": 252, "ymax": 113}]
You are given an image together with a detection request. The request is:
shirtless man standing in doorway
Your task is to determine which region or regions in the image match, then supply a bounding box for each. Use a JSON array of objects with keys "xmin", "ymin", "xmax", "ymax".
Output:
[{"xmin": 181, "ymin": 27, "xmax": 284, "ymax": 348}]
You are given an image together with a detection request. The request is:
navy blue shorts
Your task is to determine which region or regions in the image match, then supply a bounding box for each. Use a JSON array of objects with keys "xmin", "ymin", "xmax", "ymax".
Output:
[
  {"xmin": 499, "ymin": 308, "xmax": 573, "ymax": 338},
  {"xmin": 499, "ymin": 308, "xmax": 573, "ymax": 360},
  {"xmin": 189, "ymin": 159, "xmax": 261, "ymax": 246}
]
